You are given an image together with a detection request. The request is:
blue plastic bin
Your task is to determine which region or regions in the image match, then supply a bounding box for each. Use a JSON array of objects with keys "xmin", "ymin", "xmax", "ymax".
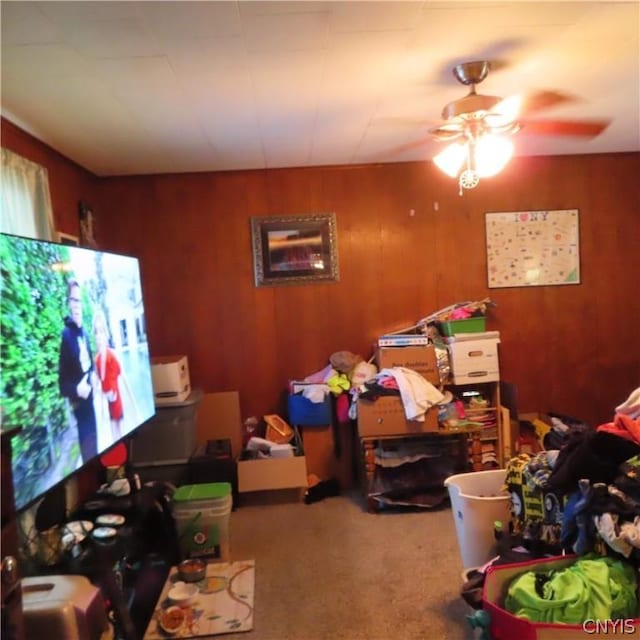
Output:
[{"xmin": 288, "ymin": 393, "xmax": 331, "ymax": 426}]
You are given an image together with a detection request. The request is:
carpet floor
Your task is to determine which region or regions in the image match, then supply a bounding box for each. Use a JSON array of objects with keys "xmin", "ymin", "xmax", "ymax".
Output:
[{"xmin": 229, "ymin": 490, "xmax": 476, "ymax": 640}]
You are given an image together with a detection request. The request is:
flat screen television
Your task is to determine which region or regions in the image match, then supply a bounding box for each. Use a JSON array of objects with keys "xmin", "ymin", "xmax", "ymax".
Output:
[{"xmin": 0, "ymin": 232, "xmax": 156, "ymax": 512}]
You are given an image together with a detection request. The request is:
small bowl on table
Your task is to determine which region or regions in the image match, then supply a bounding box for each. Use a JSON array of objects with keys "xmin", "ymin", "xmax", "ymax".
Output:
[
  {"xmin": 167, "ymin": 581, "xmax": 198, "ymax": 607},
  {"xmin": 158, "ymin": 605, "xmax": 186, "ymax": 635},
  {"xmin": 178, "ymin": 558, "xmax": 206, "ymax": 583}
]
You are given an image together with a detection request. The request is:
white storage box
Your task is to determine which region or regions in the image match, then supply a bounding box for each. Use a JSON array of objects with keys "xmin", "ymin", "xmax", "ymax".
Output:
[
  {"xmin": 448, "ymin": 337, "xmax": 500, "ymax": 384},
  {"xmin": 151, "ymin": 355, "xmax": 191, "ymax": 404}
]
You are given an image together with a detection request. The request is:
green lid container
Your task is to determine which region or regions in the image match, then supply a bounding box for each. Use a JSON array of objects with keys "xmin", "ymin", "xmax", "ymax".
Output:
[
  {"xmin": 173, "ymin": 482, "xmax": 231, "ymax": 502},
  {"xmin": 439, "ymin": 316, "xmax": 486, "ymax": 337}
]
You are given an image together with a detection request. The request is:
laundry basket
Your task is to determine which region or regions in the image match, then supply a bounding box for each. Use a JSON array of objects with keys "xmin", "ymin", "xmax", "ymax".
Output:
[{"xmin": 444, "ymin": 469, "xmax": 510, "ymax": 570}]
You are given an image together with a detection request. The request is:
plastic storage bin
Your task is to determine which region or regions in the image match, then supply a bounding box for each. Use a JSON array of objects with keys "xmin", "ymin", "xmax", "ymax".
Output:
[
  {"xmin": 439, "ymin": 317, "xmax": 486, "ymax": 336},
  {"xmin": 129, "ymin": 388, "xmax": 202, "ymax": 464},
  {"xmin": 444, "ymin": 469, "xmax": 510, "ymax": 570},
  {"xmin": 172, "ymin": 482, "xmax": 232, "ymax": 561},
  {"xmin": 288, "ymin": 393, "xmax": 331, "ymax": 426}
]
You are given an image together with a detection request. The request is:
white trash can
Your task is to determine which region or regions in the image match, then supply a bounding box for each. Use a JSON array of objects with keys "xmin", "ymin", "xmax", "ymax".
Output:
[{"xmin": 444, "ymin": 469, "xmax": 511, "ymax": 570}]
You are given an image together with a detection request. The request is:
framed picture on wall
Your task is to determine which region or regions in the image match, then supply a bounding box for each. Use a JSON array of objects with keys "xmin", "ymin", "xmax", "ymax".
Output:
[
  {"xmin": 250, "ymin": 213, "xmax": 339, "ymax": 287},
  {"xmin": 56, "ymin": 231, "xmax": 79, "ymax": 246},
  {"xmin": 485, "ymin": 209, "xmax": 580, "ymax": 288}
]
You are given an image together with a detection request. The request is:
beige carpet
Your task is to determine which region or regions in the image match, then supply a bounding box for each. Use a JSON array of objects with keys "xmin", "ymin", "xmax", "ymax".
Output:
[{"xmin": 229, "ymin": 490, "xmax": 476, "ymax": 640}]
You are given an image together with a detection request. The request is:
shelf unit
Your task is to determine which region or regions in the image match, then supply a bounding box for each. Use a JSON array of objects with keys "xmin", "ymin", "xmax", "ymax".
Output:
[
  {"xmin": 445, "ymin": 381, "xmax": 504, "ymax": 468},
  {"xmin": 357, "ymin": 428, "xmax": 483, "ymax": 513}
]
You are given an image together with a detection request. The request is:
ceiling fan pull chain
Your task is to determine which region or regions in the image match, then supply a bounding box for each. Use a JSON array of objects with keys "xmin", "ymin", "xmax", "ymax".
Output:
[
  {"xmin": 460, "ymin": 170, "xmax": 479, "ymax": 193},
  {"xmin": 458, "ymin": 140, "xmax": 480, "ymax": 194}
]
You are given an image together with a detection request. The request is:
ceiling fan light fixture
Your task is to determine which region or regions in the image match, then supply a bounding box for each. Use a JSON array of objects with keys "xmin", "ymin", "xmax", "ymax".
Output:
[
  {"xmin": 474, "ymin": 134, "xmax": 514, "ymax": 177},
  {"xmin": 433, "ymin": 142, "xmax": 467, "ymax": 178},
  {"xmin": 490, "ymin": 94, "xmax": 523, "ymax": 123}
]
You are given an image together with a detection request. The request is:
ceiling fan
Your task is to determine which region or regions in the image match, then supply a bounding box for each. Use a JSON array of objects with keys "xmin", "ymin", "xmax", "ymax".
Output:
[
  {"xmin": 397, "ymin": 60, "xmax": 611, "ymax": 193},
  {"xmin": 429, "ymin": 60, "xmax": 608, "ymax": 142}
]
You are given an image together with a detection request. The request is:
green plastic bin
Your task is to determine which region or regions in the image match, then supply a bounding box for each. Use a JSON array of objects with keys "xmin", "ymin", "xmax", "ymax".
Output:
[{"xmin": 439, "ymin": 316, "xmax": 486, "ymax": 337}]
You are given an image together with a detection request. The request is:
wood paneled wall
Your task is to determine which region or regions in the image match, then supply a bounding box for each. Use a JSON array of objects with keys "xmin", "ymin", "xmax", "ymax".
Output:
[{"xmin": 3, "ymin": 118, "xmax": 639, "ymax": 428}]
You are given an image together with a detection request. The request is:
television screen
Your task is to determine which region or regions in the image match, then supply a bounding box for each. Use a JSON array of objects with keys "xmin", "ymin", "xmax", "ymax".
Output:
[{"xmin": 0, "ymin": 233, "xmax": 155, "ymax": 512}]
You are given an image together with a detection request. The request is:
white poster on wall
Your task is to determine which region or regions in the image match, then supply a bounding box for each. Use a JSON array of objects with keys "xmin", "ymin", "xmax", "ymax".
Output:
[{"xmin": 485, "ymin": 209, "xmax": 580, "ymax": 288}]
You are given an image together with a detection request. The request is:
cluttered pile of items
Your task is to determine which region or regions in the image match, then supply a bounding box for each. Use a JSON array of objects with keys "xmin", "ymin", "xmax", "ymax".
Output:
[
  {"xmin": 460, "ymin": 387, "xmax": 640, "ymax": 638},
  {"xmin": 235, "ymin": 298, "xmax": 501, "ymax": 508},
  {"xmin": 284, "ymin": 298, "xmax": 502, "ymax": 508}
]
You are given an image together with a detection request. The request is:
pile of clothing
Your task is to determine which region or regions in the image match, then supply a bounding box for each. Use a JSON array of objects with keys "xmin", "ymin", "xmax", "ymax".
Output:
[
  {"xmin": 506, "ymin": 387, "xmax": 640, "ymax": 559},
  {"xmin": 505, "ymin": 554, "xmax": 638, "ymax": 625}
]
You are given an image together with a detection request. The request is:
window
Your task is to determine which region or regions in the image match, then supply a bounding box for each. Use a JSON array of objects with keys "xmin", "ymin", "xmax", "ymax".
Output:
[{"xmin": 1, "ymin": 148, "xmax": 54, "ymax": 240}]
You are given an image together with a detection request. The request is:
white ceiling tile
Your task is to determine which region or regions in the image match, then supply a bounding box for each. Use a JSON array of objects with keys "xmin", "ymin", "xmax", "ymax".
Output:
[
  {"xmin": 93, "ymin": 56, "xmax": 177, "ymax": 90},
  {"xmin": 207, "ymin": 134, "xmax": 265, "ymax": 170},
  {"xmin": 1, "ymin": 43, "xmax": 92, "ymax": 78},
  {"xmin": 311, "ymin": 114, "xmax": 373, "ymax": 164},
  {"xmin": 477, "ymin": 2, "xmax": 597, "ymax": 27},
  {"xmin": 36, "ymin": 1, "xmax": 140, "ymax": 24},
  {"xmin": 164, "ymin": 36, "xmax": 248, "ymax": 77},
  {"xmin": 138, "ymin": 1, "xmax": 242, "ymax": 39},
  {"xmin": 239, "ymin": 2, "xmax": 330, "ymax": 18},
  {"xmin": 184, "ymin": 74, "xmax": 256, "ymax": 117},
  {"xmin": 243, "ymin": 11, "xmax": 329, "ymax": 52},
  {"xmin": 249, "ymin": 51, "xmax": 325, "ymax": 105},
  {"xmin": 329, "ymin": 1, "xmax": 424, "ymax": 32},
  {"xmin": 113, "ymin": 89, "xmax": 197, "ymax": 134},
  {"xmin": 0, "ymin": 2, "xmax": 61, "ymax": 45},
  {"xmin": 62, "ymin": 17, "xmax": 161, "ymax": 59},
  {"xmin": 263, "ymin": 138, "xmax": 312, "ymax": 169}
]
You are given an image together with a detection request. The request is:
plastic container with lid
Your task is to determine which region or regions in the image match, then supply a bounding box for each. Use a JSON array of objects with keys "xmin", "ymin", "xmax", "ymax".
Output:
[{"xmin": 172, "ymin": 482, "xmax": 232, "ymax": 561}]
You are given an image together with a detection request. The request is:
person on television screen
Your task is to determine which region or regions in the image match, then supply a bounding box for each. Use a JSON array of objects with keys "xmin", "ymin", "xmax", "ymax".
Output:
[
  {"xmin": 93, "ymin": 309, "xmax": 134, "ymax": 441},
  {"xmin": 58, "ymin": 278, "xmax": 98, "ymax": 464}
]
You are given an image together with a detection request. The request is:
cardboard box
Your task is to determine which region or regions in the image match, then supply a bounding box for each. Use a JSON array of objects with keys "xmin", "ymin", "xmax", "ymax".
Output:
[
  {"xmin": 238, "ymin": 426, "xmax": 308, "ymax": 492},
  {"xmin": 196, "ymin": 391, "xmax": 243, "ymax": 459},
  {"xmin": 375, "ymin": 345, "xmax": 440, "ymax": 384},
  {"xmin": 357, "ymin": 395, "xmax": 438, "ymax": 438},
  {"xmin": 237, "ymin": 456, "xmax": 308, "ymax": 493},
  {"xmin": 151, "ymin": 355, "xmax": 191, "ymax": 404},
  {"xmin": 448, "ymin": 338, "xmax": 500, "ymax": 384}
]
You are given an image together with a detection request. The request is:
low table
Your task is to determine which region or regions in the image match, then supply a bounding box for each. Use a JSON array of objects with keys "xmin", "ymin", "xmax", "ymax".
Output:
[{"xmin": 143, "ymin": 560, "xmax": 255, "ymax": 639}]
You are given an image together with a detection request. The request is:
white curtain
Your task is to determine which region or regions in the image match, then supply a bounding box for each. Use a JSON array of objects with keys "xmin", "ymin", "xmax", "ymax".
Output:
[{"xmin": 1, "ymin": 147, "xmax": 54, "ymax": 240}]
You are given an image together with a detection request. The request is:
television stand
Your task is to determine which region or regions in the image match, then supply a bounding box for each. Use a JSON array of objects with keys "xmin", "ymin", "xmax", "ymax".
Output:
[{"xmin": 19, "ymin": 482, "xmax": 178, "ymax": 640}]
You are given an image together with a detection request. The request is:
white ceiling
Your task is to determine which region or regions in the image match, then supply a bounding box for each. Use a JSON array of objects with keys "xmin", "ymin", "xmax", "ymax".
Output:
[{"xmin": 1, "ymin": 1, "xmax": 639, "ymax": 177}]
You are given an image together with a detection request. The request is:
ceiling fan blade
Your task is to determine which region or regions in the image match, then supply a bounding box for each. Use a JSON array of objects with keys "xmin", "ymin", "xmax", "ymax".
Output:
[
  {"xmin": 518, "ymin": 90, "xmax": 579, "ymax": 116},
  {"xmin": 372, "ymin": 136, "xmax": 434, "ymax": 160},
  {"xmin": 519, "ymin": 118, "xmax": 611, "ymax": 138},
  {"xmin": 372, "ymin": 116, "xmax": 439, "ymax": 128},
  {"xmin": 428, "ymin": 121, "xmax": 465, "ymax": 142},
  {"xmin": 491, "ymin": 90, "xmax": 578, "ymax": 121}
]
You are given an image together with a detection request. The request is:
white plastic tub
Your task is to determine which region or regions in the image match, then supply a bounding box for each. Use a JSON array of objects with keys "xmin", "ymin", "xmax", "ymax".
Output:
[{"xmin": 444, "ymin": 469, "xmax": 510, "ymax": 570}]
